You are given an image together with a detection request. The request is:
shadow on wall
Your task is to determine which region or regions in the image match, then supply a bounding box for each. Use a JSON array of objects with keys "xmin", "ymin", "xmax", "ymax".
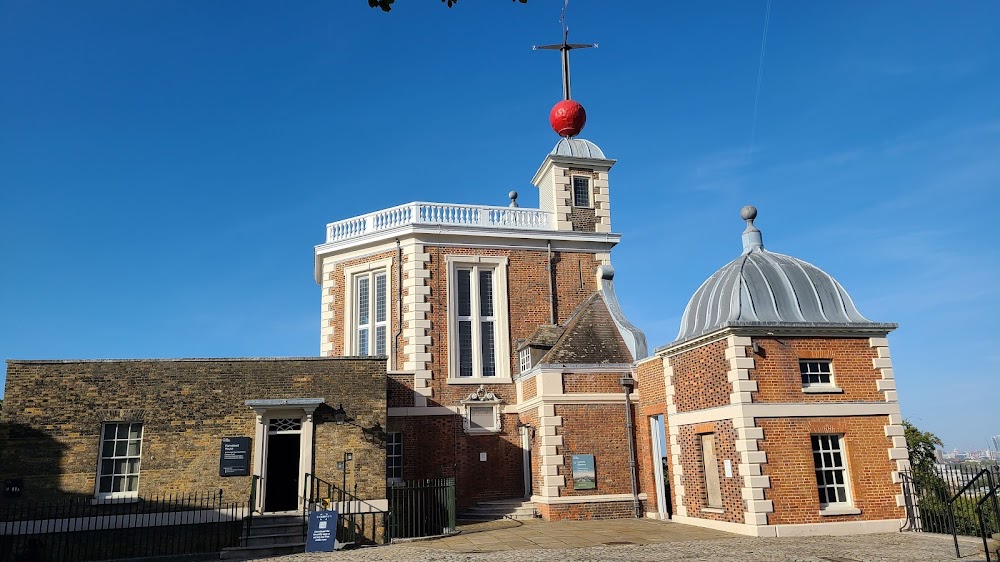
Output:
[{"xmin": 0, "ymin": 423, "xmax": 80, "ymax": 504}]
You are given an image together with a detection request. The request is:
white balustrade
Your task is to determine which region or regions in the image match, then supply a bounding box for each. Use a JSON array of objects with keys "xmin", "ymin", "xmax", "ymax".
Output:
[{"xmin": 325, "ymin": 202, "xmax": 552, "ymax": 243}]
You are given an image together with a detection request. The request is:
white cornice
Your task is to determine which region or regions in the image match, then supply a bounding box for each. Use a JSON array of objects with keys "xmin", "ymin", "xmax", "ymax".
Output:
[{"xmin": 314, "ymin": 226, "xmax": 620, "ymax": 283}]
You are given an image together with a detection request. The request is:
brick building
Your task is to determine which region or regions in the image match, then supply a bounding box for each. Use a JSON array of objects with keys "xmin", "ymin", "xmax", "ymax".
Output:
[
  {"xmin": 634, "ymin": 206, "xmax": 908, "ymax": 536},
  {"xmin": 0, "ymin": 119, "xmax": 908, "ymax": 536}
]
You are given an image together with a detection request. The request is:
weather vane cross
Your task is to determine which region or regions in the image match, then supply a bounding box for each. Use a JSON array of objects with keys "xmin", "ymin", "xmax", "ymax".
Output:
[{"xmin": 533, "ymin": 0, "xmax": 596, "ymax": 101}]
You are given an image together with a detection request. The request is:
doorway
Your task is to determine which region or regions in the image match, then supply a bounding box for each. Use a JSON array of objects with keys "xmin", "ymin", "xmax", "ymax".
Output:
[
  {"xmin": 521, "ymin": 426, "xmax": 533, "ymax": 499},
  {"xmin": 264, "ymin": 418, "xmax": 302, "ymax": 512},
  {"xmin": 650, "ymin": 415, "xmax": 672, "ymax": 519}
]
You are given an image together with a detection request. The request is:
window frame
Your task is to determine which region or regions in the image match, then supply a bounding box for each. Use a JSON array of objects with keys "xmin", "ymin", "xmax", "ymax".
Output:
[
  {"xmin": 445, "ymin": 255, "xmax": 511, "ymax": 384},
  {"xmin": 462, "ymin": 404, "xmax": 502, "ymax": 434},
  {"xmin": 799, "ymin": 359, "xmax": 843, "ymax": 393},
  {"xmin": 386, "ymin": 432, "xmax": 403, "ymax": 484},
  {"xmin": 811, "ymin": 434, "xmax": 855, "ymax": 510},
  {"xmin": 518, "ymin": 347, "xmax": 532, "ymax": 374},
  {"xmin": 95, "ymin": 421, "xmax": 144, "ymax": 501},
  {"xmin": 342, "ymin": 258, "xmax": 394, "ymax": 358},
  {"xmin": 571, "ymin": 176, "xmax": 592, "ymax": 208},
  {"xmin": 699, "ymin": 433, "xmax": 724, "ymax": 510}
]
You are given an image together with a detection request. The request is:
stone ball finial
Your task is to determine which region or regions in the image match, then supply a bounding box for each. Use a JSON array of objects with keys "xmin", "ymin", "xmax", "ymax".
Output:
[
  {"xmin": 508, "ymin": 191, "xmax": 519, "ymax": 208},
  {"xmin": 740, "ymin": 205, "xmax": 758, "ymax": 221}
]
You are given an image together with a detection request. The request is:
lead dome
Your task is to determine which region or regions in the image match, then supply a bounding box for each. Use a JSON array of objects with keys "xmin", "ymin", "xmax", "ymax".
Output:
[{"xmin": 675, "ymin": 206, "xmax": 894, "ymax": 343}]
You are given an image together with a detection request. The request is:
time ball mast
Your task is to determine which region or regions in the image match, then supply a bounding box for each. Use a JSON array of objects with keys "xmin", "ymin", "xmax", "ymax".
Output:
[{"xmin": 533, "ymin": 5, "xmax": 595, "ymax": 139}]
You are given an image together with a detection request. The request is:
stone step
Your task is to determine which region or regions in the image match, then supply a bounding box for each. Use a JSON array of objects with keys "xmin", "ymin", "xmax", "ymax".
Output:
[
  {"xmin": 464, "ymin": 506, "xmax": 537, "ymax": 516},
  {"xmin": 219, "ymin": 543, "xmax": 305, "ymax": 560},
  {"xmin": 244, "ymin": 521, "xmax": 304, "ymax": 537},
  {"xmin": 244, "ymin": 532, "xmax": 306, "ymax": 547}
]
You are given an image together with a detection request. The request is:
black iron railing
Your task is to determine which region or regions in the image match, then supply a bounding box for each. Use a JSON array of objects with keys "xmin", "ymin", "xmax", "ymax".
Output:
[
  {"xmin": 387, "ymin": 477, "xmax": 456, "ymax": 540},
  {"xmin": 302, "ymin": 473, "xmax": 389, "ymax": 546},
  {"xmin": 0, "ymin": 489, "xmax": 246, "ymax": 562},
  {"xmin": 975, "ymin": 475, "xmax": 1000, "ymax": 562},
  {"xmin": 901, "ymin": 464, "xmax": 1000, "ymax": 558}
]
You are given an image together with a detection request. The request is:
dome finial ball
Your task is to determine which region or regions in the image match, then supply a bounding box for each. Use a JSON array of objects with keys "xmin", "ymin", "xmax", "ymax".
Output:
[{"xmin": 740, "ymin": 205, "xmax": 758, "ymax": 221}]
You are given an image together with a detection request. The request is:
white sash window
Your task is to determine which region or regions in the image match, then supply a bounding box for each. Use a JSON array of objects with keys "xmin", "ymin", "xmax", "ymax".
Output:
[
  {"xmin": 446, "ymin": 255, "xmax": 511, "ymax": 383},
  {"xmin": 355, "ymin": 271, "xmax": 387, "ymax": 356}
]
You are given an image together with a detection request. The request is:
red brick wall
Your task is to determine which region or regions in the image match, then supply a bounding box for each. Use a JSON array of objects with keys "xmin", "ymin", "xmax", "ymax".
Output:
[
  {"xmin": 419, "ymin": 247, "xmax": 600, "ymax": 408},
  {"xmin": 677, "ymin": 420, "xmax": 743, "ymax": 524},
  {"xmin": 391, "ymin": 413, "xmax": 526, "ymax": 509},
  {"xmin": 554, "ymin": 404, "xmax": 637, "ymax": 497},
  {"xmin": 522, "ymin": 376, "xmax": 537, "ymax": 400},
  {"xmin": 750, "ymin": 338, "xmax": 881, "ymax": 403},
  {"xmin": 537, "ymin": 500, "xmax": 642, "ymax": 520},
  {"xmin": 758, "ymin": 416, "xmax": 902, "ymax": 525},
  {"xmin": 669, "ymin": 339, "xmax": 731, "ymax": 413},
  {"xmin": 635, "ymin": 358, "xmax": 667, "ymax": 515},
  {"xmin": 562, "ymin": 373, "xmax": 623, "ymax": 394}
]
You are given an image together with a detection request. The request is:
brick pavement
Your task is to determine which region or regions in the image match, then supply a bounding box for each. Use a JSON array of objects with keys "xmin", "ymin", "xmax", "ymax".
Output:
[{"xmin": 278, "ymin": 519, "xmax": 990, "ymax": 561}]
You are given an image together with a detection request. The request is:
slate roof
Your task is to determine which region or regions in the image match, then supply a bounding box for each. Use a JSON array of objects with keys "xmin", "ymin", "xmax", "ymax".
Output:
[
  {"xmin": 539, "ymin": 292, "xmax": 636, "ymax": 365},
  {"xmin": 519, "ymin": 323, "xmax": 565, "ymax": 351}
]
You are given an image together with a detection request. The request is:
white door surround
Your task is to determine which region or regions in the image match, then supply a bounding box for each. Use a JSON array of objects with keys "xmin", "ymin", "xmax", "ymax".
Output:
[
  {"xmin": 246, "ymin": 398, "xmax": 324, "ymax": 513},
  {"xmin": 650, "ymin": 414, "xmax": 668, "ymax": 519}
]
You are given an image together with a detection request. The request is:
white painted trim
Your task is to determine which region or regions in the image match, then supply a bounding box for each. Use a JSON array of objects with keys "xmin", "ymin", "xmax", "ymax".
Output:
[
  {"xmin": 315, "ymin": 225, "xmax": 620, "ymax": 261},
  {"xmin": 530, "ymin": 493, "xmax": 648, "ymax": 505},
  {"xmin": 772, "ymin": 518, "xmax": 905, "ymax": 537},
  {"xmin": 668, "ymin": 402, "xmax": 901, "ymax": 427},
  {"xmin": 515, "ymin": 392, "xmax": 639, "ymax": 412}
]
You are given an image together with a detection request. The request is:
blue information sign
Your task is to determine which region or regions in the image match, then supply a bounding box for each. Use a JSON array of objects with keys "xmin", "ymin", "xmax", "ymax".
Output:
[
  {"xmin": 571, "ymin": 454, "xmax": 596, "ymax": 490},
  {"xmin": 305, "ymin": 509, "xmax": 339, "ymax": 553}
]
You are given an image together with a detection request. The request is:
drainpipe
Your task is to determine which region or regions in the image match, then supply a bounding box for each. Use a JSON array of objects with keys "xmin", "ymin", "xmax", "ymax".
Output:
[
  {"xmin": 393, "ymin": 238, "xmax": 402, "ymax": 371},
  {"xmin": 547, "ymin": 241, "xmax": 555, "ymax": 324},
  {"xmin": 620, "ymin": 373, "xmax": 641, "ymax": 518}
]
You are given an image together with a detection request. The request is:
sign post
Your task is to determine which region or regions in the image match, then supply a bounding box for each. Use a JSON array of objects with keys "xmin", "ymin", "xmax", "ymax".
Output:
[{"xmin": 305, "ymin": 509, "xmax": 339, "ymax": 553}]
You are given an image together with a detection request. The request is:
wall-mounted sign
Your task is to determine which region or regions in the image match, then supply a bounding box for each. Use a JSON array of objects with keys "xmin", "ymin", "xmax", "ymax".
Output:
[
  {"xmin": 4, "ymin": 479, "xmax": 23, "ymax": 498},
  {"xmin": 219, "ymin": 437, "xmax": 251, "ymax": 477},
  {"xmin": 571, "ymin": 454, "xmax": 596, "ymax": 490},
  {"xmin": 305, "ymin": 509, "xmax": 339, "ymax": 552}
]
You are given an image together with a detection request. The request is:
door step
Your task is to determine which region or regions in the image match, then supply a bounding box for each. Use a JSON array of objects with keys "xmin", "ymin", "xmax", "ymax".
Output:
[{"xmin": 459, "ymin": 499, "xmax": 537, "ymax": 521}]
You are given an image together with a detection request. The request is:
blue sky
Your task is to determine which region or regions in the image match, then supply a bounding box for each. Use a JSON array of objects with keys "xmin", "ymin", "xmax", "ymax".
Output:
[{"xmin": 1, "ymin": 1, "xmax": 997, "ymax": 451}]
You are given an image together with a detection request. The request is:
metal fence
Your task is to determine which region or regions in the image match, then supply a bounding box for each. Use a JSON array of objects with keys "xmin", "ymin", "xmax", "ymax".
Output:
[
  {"xmin": 387, "ymin": 478, "xmax": 456, "ymax": 540},
  {"xmin": 303, "ymin": 473, "xmax": 389, "ymax": 546},
  {"xmin": 0, "ymin": 490, "xmax": 246, "ymax": 562},
  {"xmin": 902, "ymin": 464, "xmax": 1000, "ymax": 559}
]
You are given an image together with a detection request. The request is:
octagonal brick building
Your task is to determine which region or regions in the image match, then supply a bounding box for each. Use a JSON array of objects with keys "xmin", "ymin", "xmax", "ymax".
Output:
[{"xmin": 634, "ymin": 206, "xmax": 909, "ymax": 536}]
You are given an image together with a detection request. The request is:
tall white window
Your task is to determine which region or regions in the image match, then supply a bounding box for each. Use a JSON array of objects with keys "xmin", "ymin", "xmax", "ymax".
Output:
[
  {"xmin": 97, "ymin": 422, "xmax": 143, "ymax": 499},
  {"xmin": 812, "ymin": 435, "xmax": 852, "ymax": 508},
  {"xmin": 355, "ymin": 270, "xmax": 388, "ymax": 356},
  {"xmin": 446, "ymin": 256, "xmax": 511, "ymax": 382},
  {"xmin": 386, "ymin": 432, "xmax": 403, "ymax": 483},
  {"xmin": 457, "ymin": 267, "xmax": 496, "ymax": 377}
]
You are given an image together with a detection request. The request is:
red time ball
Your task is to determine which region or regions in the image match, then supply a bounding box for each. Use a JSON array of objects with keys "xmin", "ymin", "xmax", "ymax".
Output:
[{"xmin": 549, "ymin": 100, "xmax": 587, "ymax": 137}]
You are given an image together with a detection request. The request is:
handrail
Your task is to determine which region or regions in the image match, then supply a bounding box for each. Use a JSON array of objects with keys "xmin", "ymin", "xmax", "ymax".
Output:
[
  {"xmin": 325, "ymin": 201, "xmax": 554, "ymax": 243},
  {"xmin": 975, "ymin": 471, "xmax": 1000, "ymax": 562},
  {"xmin": 949, "ymin": 468, "xmax": 993, "ymax": 557}
]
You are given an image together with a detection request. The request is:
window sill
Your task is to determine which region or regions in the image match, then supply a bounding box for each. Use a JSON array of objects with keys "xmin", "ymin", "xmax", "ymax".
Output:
[
  {"xmin": 92, "ymin": 495, "xmax": 140, "ymax": 505},
  {"xmin": 701, "ymin": 507, "xmax": 725, "ymax": 514},
  {"xmin": 447, "ymin": 377, "xmax": 513, "ymax": 385},
  {"xmin": 464, "ymin": 428, "xmax": 501, "ymax": 435},
  {"xmin": 803, "ymin": 386, "xmax": 844, "ymax": 394},
  {"xmin": 819, "ymin": 507, "xmax": 861, "ymax": 516}
]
